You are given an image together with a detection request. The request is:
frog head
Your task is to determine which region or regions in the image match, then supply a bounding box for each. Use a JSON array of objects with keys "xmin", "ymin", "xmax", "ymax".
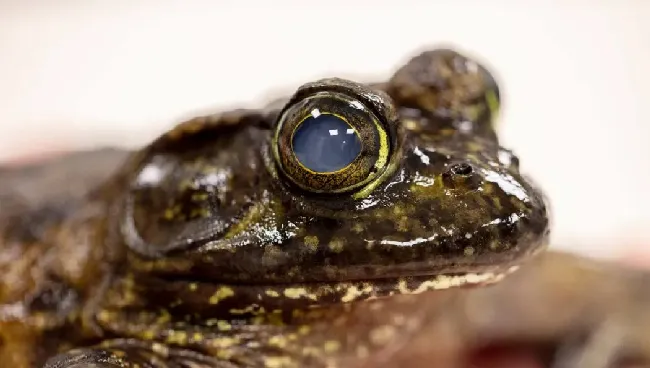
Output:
[{"xmin": 116, "ymin": 49, "xmax": 549, "ymax": 314}]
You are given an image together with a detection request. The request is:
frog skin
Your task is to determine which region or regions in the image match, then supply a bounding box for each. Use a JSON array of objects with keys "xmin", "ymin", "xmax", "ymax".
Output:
[{"xmin": 0, "ymin": 48, "xmax": 648, "ymax": 368}]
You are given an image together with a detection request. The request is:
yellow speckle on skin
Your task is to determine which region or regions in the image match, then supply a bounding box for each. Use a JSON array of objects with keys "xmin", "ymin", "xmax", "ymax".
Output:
[
  {"xmin": 297, "ymin": 325, "xmax": 311, "ymax": 335},
  {"xmin": 403, "ymin": 119, "xmax": 420, "ymax": 131},
  {"xmin": 266, "ymin": 289, "xmax": 280, "ymax": 297},
  {"xmin": 156, "ymin": 309, "xmax": 171, "ymax": 324},
  {"xmin": 217, "ymin": 320, "xmax": 232, "ymax": 331},
  {"xmin": 328, "ymin": 237, "xmax": 345, "ymax": 253},
  {"xmin": 303, "ymin": 235, "xmax": 319, "ymax": 252},
  {"xmin": 191, "ymin": 192, "xmax": 209, "ymax": 202},
  {"xmin": 392, "ymin": 205, "xmax": 405, "ymax": 216},
  {"xmin": 230, "ymin": 304, "xmax": 264, "ymax": 315},
  {"xmin": 283, "ymin": 287, "xmax": 317, "ymax": 300},
  {"xmin": 151, "ymin": 342, "xmax": 168, "ymax": 356},
  {"xmin": 216, "ymin": 349, "xmax": 234, "ymax": 360},
  {"xmin": 97, "ymin": 310, "xmax": 113, "ymax": 323},
  {"xmin": 189, "ymin": 207, "xmax": 210, "ymax": 219},
  {"xmin": 340, "ymin": 283, "xmax": 374, "ymax": 303},
  {"xmin": 268, "ymin": 335, "xmax": 288, "ymax": 348},
  {"xmin": 464, "ymin": 246, "xmax": 475, "ymax": 256},
  {"xmin": 302, "ymin": 346, "xmax": 324, "ymax": 358},
  {"xmin": 323, "ymin": 340, "xmax": 341, "ymax": 353},
  {"xmin": 265, "ymin": 356, "xmax": 296, "ymax": 368},
  {"xmin": 188, "ymin": 283, "xmax": 198, "ymax": 291},
  {"xmin": 166, "ymin": 330, "xmax": 188, "ymax": 345},
  {"xmin": 397, "ymin": 273, "xmax": 502, "ymax": 295},
  {"xmin": 163, "ymin": 208, "xmax": 175, "ymax": 220},
  {"xmin": 284, "ymin": 287, "xmax": 307, "ymax": 299},
  {"xmin": 397, "ymin": 279, "xmax": 409, "ymax": 294},
  {"xmin": 209, "ymin": 286, "xmax": 235, "ymax": 304},
  {"xmin": 369, "ymin": 325, "xmax": 396, "ymax": 346},
  {"xmin": 210, "ymin": 337, "xmax": 239, "ymax": 349},
  {"xmin": 140, "ymin": 330, "xmax": 155, "ymax": 340}
]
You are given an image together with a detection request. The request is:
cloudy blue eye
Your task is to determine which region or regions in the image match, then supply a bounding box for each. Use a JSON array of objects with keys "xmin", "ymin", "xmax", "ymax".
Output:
[
  {"xmin": 292, "ymin": 112, "xmax": 362, "ymax": 173},
  {"xmin": 272, "ymin": 80, "xmax": 393, "ymax": 195}
]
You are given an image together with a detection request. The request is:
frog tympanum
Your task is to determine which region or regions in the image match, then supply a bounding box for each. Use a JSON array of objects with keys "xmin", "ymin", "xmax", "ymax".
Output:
[{"xmin": 0, "ymin": 48, "xmax": 648, "ymax": 368}]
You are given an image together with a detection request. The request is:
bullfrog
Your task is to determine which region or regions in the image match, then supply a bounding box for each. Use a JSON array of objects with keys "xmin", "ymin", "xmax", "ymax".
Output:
[{"xmin": 0, "ymin": 48, "xmax": 648, "ymax": 368}]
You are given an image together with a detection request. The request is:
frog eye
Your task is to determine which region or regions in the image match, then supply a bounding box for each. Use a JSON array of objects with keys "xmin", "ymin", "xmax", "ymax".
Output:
[{"xmin": 272, "ymin": 79, "xmax": 395, "ymax": 194}]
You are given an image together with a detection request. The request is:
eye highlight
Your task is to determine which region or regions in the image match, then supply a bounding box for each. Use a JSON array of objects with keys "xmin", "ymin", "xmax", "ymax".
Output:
[{"xmin": 272, "ymin": 79, "xmax": 396, "ymax": 194}]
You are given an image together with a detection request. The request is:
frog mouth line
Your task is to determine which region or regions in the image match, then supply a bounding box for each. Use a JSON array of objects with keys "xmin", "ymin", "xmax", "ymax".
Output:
[
  {"xmin": 267, "ymin": 266, "xmax": 520, "ymax": 304},
  {"xmin": 147, "ymin": 266, "xmax": 521, "ymax": 311}
]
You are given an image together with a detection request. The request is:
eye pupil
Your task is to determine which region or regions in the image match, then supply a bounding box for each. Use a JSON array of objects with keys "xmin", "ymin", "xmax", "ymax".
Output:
[{"xmin": 292, "ymin": 114, "xmax": 362, "ymax": 172}]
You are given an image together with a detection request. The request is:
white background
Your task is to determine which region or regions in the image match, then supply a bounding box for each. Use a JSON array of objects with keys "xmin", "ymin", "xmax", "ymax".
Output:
[{"xmin": 1, "ymin": 1, "xmax": 649, "ymax": 259}]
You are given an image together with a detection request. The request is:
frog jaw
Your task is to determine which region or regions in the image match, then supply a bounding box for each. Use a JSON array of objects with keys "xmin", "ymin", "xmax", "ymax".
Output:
[{"xmin": 113, "ymin": 265, "xmax": 522, "ymax": 324}]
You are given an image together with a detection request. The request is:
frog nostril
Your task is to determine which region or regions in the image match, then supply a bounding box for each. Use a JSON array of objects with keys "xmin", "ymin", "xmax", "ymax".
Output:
[
  {"xmin": 443, "ymin": 162, "xmax": 480, "ymax": 190},
  {"xmin": 450, "ymin": 162, "xmax": 473, "ymax": 176}
]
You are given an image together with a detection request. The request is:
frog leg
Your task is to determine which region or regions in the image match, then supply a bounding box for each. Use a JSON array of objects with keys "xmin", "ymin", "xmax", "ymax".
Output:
[{"xmin": 43, "ymin": 338, "xmax": 235, "ymax": 368}]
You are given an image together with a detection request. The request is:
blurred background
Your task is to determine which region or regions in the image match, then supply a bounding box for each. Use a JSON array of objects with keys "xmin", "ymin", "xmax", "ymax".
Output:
[{"xmin": 0, "ymin": 1, "xmax": 648, "ymax": 260}]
